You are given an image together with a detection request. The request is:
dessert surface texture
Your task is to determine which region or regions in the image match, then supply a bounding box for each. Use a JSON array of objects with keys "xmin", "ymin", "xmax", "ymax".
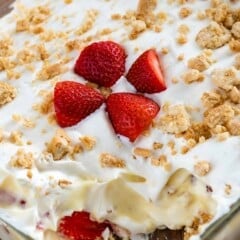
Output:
[{"xmin": 0, "ymin": 0, "xmax": 239, "ymax": 239}]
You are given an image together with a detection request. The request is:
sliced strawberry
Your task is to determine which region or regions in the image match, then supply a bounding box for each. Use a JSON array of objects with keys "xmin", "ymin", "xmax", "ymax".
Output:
[
  {"xmin": 74, "ymin": 41, "xmax": 126, "ymax": 87},
  {"xmin": 106, "ymin": 93, "xmax": 160, "ymax": 142},
  {"xmin": 126, "ymin": 49, "xmax": 166, "ymax": 93},
  {"xmin": 57, "ymin": 211, "xmax": 110, "ymax": 240},
  {"xmin": 54, "ymin": 81, "xmax": 105, "ymax": 127}
]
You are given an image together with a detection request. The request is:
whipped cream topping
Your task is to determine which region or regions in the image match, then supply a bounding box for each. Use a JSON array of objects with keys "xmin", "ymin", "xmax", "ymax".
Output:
[{"xmin": 0, "ymin": 0, "xmax": 239, "ymax": 239}]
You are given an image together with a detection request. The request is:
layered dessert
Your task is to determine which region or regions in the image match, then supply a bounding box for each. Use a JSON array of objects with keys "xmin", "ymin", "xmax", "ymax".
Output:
[{"xmin": 0, "ymin": 0, "xmax": 239, "ymax": 239}]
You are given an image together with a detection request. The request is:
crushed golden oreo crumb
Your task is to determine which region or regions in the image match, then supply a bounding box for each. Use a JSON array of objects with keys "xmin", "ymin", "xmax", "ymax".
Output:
[
  {"xmin": 36, "ymin": 44, "xmax": 49, "ymax": 60},
  {"xmin": 224, "ymin": 184, "xmax": 232, "ymax": 195},
  {"xmin": 10, "ymin": 149, "xmax": 34, "ymax": 169},
  {"xmin": 182, "ymin": 69, "xmax": 204, "ymax": 84},
  {"xmin": 151, "ymin": 154, "xmax": 172, "ymax": 171},
  {"xmin": 99, "ymin": 153, "xmax": 126, "ymax": 168},
  {"xmin": 37, "ymin": 62, "xmax": 67, "ymax": 80},
  {"xmin": 204, "ymin": 104, "xmax": 234, "ymax": 129},
  {"xmin": 187, "ymin": 54, "xmax": 211, "ymax": 72},
  {"xmin": 133, "ymin": 147, "xmax": 152, "ymax": 158},
  {"xmin": 80, "ymin": 136, "xmax": 96, "ymax": 151},
  {"xmin": 58, "ymin": 179, "xmax": 72, "ymax": 188},
  {"xmin": 0, "ymin": 37, "xmax": 13, "ymax": 57},
  {"xmin": 196, "ymin": 22, "xmax": 231, "ymax": 49},
  {"xmin": 9, "ymin": 131, "xmax": 23, "ymax": 146},
  {"xmin": 64, "ymin": 0, "xmax": 73, "ymax": 4},
  {"xmin": 157, "ymin": 104, "xmax": 191, "ymax": 134},
  {"xmin": 152, "ymin": 142, "xmax": 163, "ymax": 150},
  {"xmin": 227, "ymin": 119, "xmax": 240, "ymax": 136},
  {"xmin": 75, "ymin": 10, "xmax": 99, "ymax": 35},
  {"xmin": 0, "ymin": 82, "xmax": 16, "ymax": 107},
  {"xmin": 211, "ymin": 67, "xmax": 240, "ymax": 91},
  {"xmin": 179, "ymin": 7, "xmax": 192, "ymax": 18},
  {"xmin": 194, "ymin": 161, "xmax": 211, "ymax": 176},
  {"xmin": 34, "ymin": 91, "xmax": 53, "ymax": 115},
  {"xmin": 65, "ymin": 39, "xmax": 84, "ymax": 51},
  {"xmin": 16, "ymin": 5, "xmax": 51, "ymax": 32},
  {"xmin": 47, "ymin": 129, "xmax": 72, "ymax": 160},
  {"xmin": 201, "ymin": 91, "xmax": 222, "ymax": 109}
]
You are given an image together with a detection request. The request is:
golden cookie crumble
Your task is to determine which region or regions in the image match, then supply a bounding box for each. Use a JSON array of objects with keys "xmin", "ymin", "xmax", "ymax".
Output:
[
  {"xmin": 0, "ymin": 1, "xmax": 238, "ymax": 239},
  {"xmin": 156, "ymin": 104, "xmax": 191, "ymax": 134},
  {"xmin": 196, "ymin": 1, "xmax": 240, "ymax": 50},
  {"xmin": 10, "ymin": 149, "xmax": 34, "ymax": 169},
  {"xmin": 196, "ymin": 21, "xmax": 231, "ymax": 49},
  {"xmin": 194, "ymin": 161, "xmax": 212, "ymax": 177},
  {"xmin": 46, "ymin": 129, "xmax": 72, "ymax": 160},
  {"xmin": 16, "ymin": 5, "xmax": 51, "ymax": 32},
  {"xmin": 182, "ymin": 69, "xmax": 204, "ymax": 84},
  {"xmin": 0, "ymin": 82, "xmax": 16, "ymax": 107},
  {"xmin": 99, "ymin": 153, "xmax": 126, "ymax": 168}
]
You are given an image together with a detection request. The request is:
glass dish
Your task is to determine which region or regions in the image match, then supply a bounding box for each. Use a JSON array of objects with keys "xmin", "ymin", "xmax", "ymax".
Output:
[{"xmin": 0, "ymin": 1, "xmax": 239, "ymax": 240}]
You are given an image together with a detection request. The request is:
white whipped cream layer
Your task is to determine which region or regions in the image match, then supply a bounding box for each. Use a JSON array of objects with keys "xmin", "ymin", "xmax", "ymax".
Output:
[{"xmin": 0, "ymin": 0, "xmax": 239, "ymax": 240}]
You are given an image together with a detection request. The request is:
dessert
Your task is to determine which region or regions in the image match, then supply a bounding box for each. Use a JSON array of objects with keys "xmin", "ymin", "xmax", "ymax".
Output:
[{"xmin": 0, "ymin": 0, "xmax": 239, "ymax": 239}]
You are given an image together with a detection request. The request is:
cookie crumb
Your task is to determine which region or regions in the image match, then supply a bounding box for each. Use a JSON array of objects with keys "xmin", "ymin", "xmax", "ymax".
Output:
[
  {"xmin": 153, "ymin": 142, "xmax": 163, "ymax": 150},
  {"xmin": 58, "ymin": 179, "xmax": 72, "ymax": 188},
  {"xmin": 196, "ymin": 22, "xmax": 231, "ymax": 49},
  {"xmin": 194, "ymin": 161, "xmax": 211, "ymax": 176},
  {"xmin": 224, "ymin": 184, "xmax": 232, "ymax": 195},
  {"xmin": 0, "ymin": 82, "xmax": 16, "ymax": 107},
  {"xmin": 99, "ymin": 153, "xmax": 126, "ymax": 168},
  {"xmin": 211, "ymin": 67, "xmax": 239, "ymax": 90},
  {"xmin": 204, "ymin": 104, "xmax": 234, "ymax": 129},
  {"xmin": 229, "ymin": 86, "xmax": 240, "ymax": 103},
  {"xmin": 188, "ymin": 54, "xmax": 210, "ymax": 72},
  {"xmin": 9, "ymin": 131, "xmax": 23, "ymax": 146},
  {"xmin": 179, "ymin": 7, "xmax": 192, "ymax": 18},
  {"xmin": 10, "ymin": 149, "xmax": 34, "ymax": 169},
  {"xmin": 231, "ymin": 21, "xmax": 240, "ymax": 39},
  {"xmin": 47, "ymin": 129, "xmax": 72, "ymax": 160},
  {"xmin": 157, "ymin": 105, "xmax": 191, "ymax": 134},
  {"xmin": 133, "ymin": 147, "xmax": 152, "ymax": 158},
  {"xmin": 229, "ymin": 39, "xmax": 240, "ymax": 52},
  {"xmin": 201, "ymin": 91, "xmax": 222, "ymax": 109},
  {"xmin": 37, "ymin": 62, "xmax": 67, "ymax": 80},
  {"xmin": 182, "ymin": 69, "xmax": 204, "ymax": 84},
  {"xmin": 227, "ymin": 119, "xmax": 240, "ymax": 136},
  {"xmin": 80, "ymin": 136, "xmax": 96, "ymax": 151}
]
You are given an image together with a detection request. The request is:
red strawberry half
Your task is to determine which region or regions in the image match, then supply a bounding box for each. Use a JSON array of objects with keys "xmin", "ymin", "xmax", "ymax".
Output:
[
  {"xmin": 126, "ymin": 49, "xmax": 166, "ymax": 93},
  {"xmin": 106, "ymin": 93, "xmax": 160, "ymax": 142},
  {"xmin": 57, "ymin": 211, "xmax": 110, "ymax": 240},
  {"xmin": 54, "ymin": 81, "xmax": 104, "ymax": 127},
  {"xmin": 74, "ymin": 41, "xmax": 126, "ymax": 87}
]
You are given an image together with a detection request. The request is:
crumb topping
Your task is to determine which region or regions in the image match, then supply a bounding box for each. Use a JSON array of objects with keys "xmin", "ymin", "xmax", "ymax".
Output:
[
  {"xmin": 194, "ymin": 161, "xmax": 211, "ymax": 177},
  {"xmin": 47, "ymin": 129, "xmax": 72, "ymax": 160},
  {"xmin": 196, "ymin": 21, "xmax": 231, "ymax": 49},
  {"xmin": 211, "ymin": 67, "xmax": 240, "ymax": 91},
  {"xmin": 0, "ymin": 82, "xmax": 16, "ymax": 107},
  {"xmin": 99, "ymin": 153, "xmax": 126, "ymax": 168},
  {"xmin": 204, "ymin": 104, "xmax": 234, "ymax": 129},
  {"xmin": 10, "ymin": 149, "xmax": 34, "ymax": 169},
  {"xmin": 157, "ymin": 105, "xmax": 191, "ymax": 134},
  {"xmin": 151, "ymin": 155, "xmax": 172, "ymax": 171},
  {"xmin": 179, "ymin": 7, "xmax": 192, "ymax": 19},
  {"xmin": 80, "ymin": 136, "xmax": 96, "ymax": 151},
  {"xmin": 16, "ymin": 5, "xmax": 51, "ymax": 32},
  {"xmin": 182, "ymin": 69, "xmax": 204, "ymax": 84},
  {"xmin": 37, "ymin": 62, "xmax": 67, "ymax": 80},
  {"xmin": 187, "ymin": 54, "xmax": 211, "ymax": 72},
  {"xmin": 133, "ymin": 147, "xmax": 152, "ymax": 158},
  {"xmin": 75, "ymin": 10, "xmax": 99, "ymax": 35}
]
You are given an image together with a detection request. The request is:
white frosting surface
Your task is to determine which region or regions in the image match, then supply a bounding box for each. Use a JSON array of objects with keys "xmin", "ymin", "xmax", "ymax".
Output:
[{"xmin": 0, "ymin": 0, "xmax": 239, "ymax": 239}]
